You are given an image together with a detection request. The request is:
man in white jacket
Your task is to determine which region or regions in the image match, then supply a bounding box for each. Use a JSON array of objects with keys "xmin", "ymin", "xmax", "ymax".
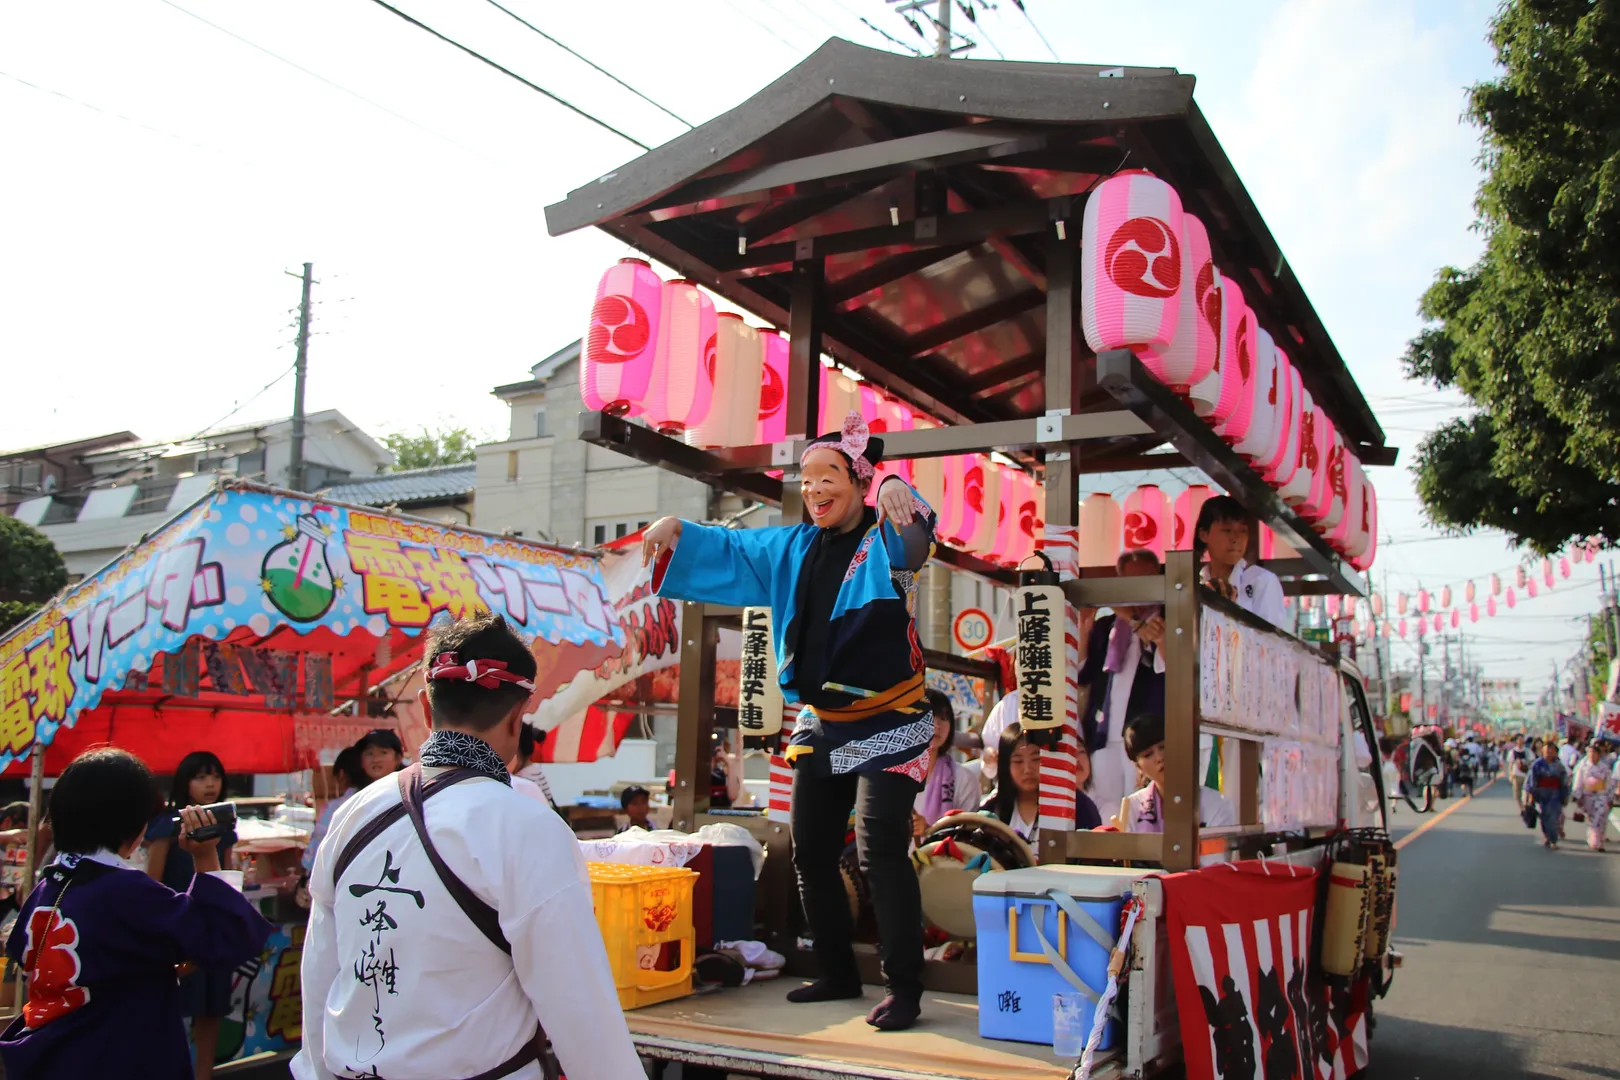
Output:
[{"xmin": 294, "ymin": 613, "xmax": 644, "ymax": 1080}]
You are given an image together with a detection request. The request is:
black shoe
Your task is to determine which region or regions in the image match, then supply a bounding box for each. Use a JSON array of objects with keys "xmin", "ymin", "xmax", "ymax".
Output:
[
  {"xmin": 786, "ymin": 979, "xmax": 863, "ymax": 1004},
  {"xmin": 866, "ymin": 994, "xmax": 922, "ymax": 1030}
]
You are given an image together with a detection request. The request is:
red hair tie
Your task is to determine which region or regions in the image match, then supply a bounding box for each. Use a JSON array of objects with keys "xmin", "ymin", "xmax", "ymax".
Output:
[{"xmin": 427, "ymin": 652, "xmax": 535, "ymax": 691}]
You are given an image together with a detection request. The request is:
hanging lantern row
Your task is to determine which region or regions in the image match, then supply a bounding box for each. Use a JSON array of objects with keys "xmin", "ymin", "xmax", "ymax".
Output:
[{"xmin": 1078, "ymin": 169, "xmax": 1378, "ymax": 574}]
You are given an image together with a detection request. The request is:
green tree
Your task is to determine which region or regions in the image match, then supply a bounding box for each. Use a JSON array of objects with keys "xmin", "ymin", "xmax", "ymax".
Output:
[
  {"xmin": 0, "ymin": 515, "xmax": 68, "ymax": 635},
  {"xmin": 381, "ymin": 426, "xmax": 479, "ymax": 470},
  {"xmin": 1404, "ymin": 0, "xmax": 1620, "ymax": 553}
]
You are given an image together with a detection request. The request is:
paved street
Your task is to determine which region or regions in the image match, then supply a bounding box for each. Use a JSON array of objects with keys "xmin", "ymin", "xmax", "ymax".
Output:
[{"xmin": 1373, "ymin": 779, "xmax": 1620, "ymax": 1079}]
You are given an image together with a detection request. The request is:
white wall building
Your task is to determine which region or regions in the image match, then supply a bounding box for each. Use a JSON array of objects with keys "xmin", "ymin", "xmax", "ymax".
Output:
[{"xmin": 13, "ymin": 410, "xmax": 391, "ymax": 578}]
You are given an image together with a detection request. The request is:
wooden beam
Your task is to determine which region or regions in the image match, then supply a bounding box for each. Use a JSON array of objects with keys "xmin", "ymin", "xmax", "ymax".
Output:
[
  {"xmin": 903, "ymin": 288, "xmax": 1045, "ymax": 357},
  {"xmin": 827, "ymin": 244, "xmax": 976, "ymax": 312},
  {"xmin": 1042, "ymin": 227, "xmax": 1081, "ymax": 536},
  {"xmin": 784, "ymin": 259, "xmax": 825, "ymax": 524},
  {"xmin": 963, "ymin": 349, "xmax": 1045, "ymax": 395},
  {"xmin": 740, "ymin": 182, "xmax": 889, "ymax": 245}
]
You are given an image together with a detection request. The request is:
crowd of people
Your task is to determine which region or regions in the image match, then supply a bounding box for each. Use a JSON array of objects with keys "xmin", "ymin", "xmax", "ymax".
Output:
[{"xmin": 1501, "ymin": 730, "xmax": 1619, "ymax": 852}]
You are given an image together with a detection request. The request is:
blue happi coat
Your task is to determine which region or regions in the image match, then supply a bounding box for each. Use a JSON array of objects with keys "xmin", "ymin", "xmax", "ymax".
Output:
[{"xmin": 654, "ymin": 480, "xmax": 936, "ymax": 779}]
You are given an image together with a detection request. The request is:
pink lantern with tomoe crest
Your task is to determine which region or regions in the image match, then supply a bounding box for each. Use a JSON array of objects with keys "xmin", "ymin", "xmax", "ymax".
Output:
[
  {"xmin": 1192, "ymin": 277, "xmax": 1251, "ymax": 428},
  {"xmin": 969, "ymin": 459, "xmax": 1003, "ymax": 556},
  {"xmin": 1172, "ymin": 484, "xmax": 1214, "ymax": 550},
  {"xmin": 1232, "ymin": 326, "xmax": 1281, "ymax": 461},
  {"xmin": 1082, "ymin": 170, "xmax": 1185, "ymax": 360},
  {"xmin": 645, "ymin": 279, "xmax": 715, "ymax": 435},
  {"xmin": 755, "ymin": 329, "xmax": 789, "ymax": 446},
  {"xmin": 937, "ymin": 455, "xmax": 979, "ymax": 547},
  {"xmin": 1122, "ymin": 484, "xmax": 1170, "ymax": 560},
  {"xmin": 1140, "ymin": 212, "xmax": 1218, "ymax": 393},
  {"xmin": 688, "ymin": 313, "xmax": 761, "ymax": 449},
  {"xmin": 582, "ymin": 258, "xmax": 664, "ymax": 417}
]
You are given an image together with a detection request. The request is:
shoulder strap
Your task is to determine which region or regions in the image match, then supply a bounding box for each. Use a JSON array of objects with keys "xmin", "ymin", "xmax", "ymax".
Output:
[
  {"xmin": 398, "ymin": 763, "xmax": 512, "ymax": 955},
  {"xmin": 331, "ymin": 767, "xmax": 470, "ymax": 886}
]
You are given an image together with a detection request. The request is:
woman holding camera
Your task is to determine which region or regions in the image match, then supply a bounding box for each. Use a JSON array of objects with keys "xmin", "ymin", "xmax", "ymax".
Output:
[
  {"xmin": 145, "ymin": 750, "xmax": 238, "ymax": 1080},
  {"xmin": 1, "ymin": 748, "xmax": 271, "ymax": 1080}
]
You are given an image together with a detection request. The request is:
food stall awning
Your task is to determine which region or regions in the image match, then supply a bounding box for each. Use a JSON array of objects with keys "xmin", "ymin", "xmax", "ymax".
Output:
[
  {"xmin": 544, "ymin": 37, "xmax": 1387, "ymax": 457},
  {"xmin": 0, "ymin": 481, "xmax": 626, "ymax": 775}
]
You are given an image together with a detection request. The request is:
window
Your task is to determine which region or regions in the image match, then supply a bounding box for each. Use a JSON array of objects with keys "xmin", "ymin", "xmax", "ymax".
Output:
[
  {"xmin": 593, "ymin": 524, "xmax": 607, "ymax": 546},
  {"xmin": 15, "ymin": 462, "xmax": 41, "ymax": 489},
  {"xmin": 587, "ymin": 517, "xmax": 646, "ymax": 548},
  {"xmin": 534, "ymin": 409, "xmax": 548, "ymax": 439},
  {"xmin": 236, "ymin": 449, "xmax": 266, "ymax": 478},
  {"xmin": 507, "ymin": 451, "xmax": 519, "ymax": 482}
]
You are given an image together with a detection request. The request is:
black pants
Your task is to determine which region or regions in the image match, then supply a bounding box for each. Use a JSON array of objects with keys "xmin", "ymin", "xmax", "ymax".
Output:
[{"xmin": 790, "ymin": 767, "xmax": 924, "ymax": 1002}]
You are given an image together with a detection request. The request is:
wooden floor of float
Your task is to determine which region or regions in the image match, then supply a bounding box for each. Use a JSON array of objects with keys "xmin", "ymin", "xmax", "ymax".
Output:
[{"xmin": 626, "ymin": 979, "xmax": 1088, "ymax": 1080}]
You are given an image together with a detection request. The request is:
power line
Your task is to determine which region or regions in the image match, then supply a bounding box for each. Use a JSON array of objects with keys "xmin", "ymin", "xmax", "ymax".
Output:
[
  {"xmin": 362, "ymin": 0, "xmax": 650, "ymax": 151},
  {"xmin": 479, "ymin": 0, "xmax": 694, "ymax": 129},
  {"xmin": 860, "ymin": 16, "xmax": 925, "ymax": 54},
  {"xmin": 152, "ymin": 0, "xmax": 505, "ymax": 168},
  {"xmin": 1009, "ymin": 0, "xmax": 1060, "ymax": 61}
]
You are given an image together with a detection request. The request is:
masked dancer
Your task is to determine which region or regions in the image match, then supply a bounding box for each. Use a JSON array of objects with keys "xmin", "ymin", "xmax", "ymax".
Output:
[{"xmin": 642, "ymin": 412, "xmax": 935, "ymax": 1031}]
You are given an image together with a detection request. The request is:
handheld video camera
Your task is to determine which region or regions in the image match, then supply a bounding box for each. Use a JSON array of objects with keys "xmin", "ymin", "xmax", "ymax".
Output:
[{"xmin": 172, "ymin": 801, "xmax": 238, "ymax": 843}]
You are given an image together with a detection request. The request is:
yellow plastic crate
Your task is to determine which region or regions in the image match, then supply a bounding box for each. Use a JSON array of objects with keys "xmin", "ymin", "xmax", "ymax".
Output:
[{"xmin": 587, "ymin": 862, "xmax": 698, "ymax": 1010}]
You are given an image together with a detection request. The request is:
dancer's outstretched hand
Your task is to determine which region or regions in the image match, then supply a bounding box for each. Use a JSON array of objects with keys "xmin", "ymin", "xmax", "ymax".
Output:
[
  {"xmin": 642, "ymin": 517, "xmax": 682, "ymax": 567},
  {"xmin": 875, "ymin": 477, "xmax": 915, "ymax": 528}
]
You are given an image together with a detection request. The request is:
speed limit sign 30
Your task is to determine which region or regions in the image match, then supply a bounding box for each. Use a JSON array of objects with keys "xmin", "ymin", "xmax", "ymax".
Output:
[{"xmin": 952, "ymin": 607, "xmax": 993, "ymax": 652}]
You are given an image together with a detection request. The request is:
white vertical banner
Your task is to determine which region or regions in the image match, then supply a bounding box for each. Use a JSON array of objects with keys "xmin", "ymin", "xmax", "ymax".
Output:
[
  {"xmin": 738, "ymin": 606, "xmax": 785, "ymax": 736},
  {"xmin": 1014, "ymin": 584, "xmax": 1067, "ymax": 737}
]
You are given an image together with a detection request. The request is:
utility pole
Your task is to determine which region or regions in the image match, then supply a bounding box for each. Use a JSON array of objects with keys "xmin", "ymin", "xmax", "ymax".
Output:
[
  {"xmin": 934, "ymin": 0, "xmax": 951, "ymax": 56},
  {"xmin": 287, "ymin": 262, "xmax": 314, "ymax": 493}
]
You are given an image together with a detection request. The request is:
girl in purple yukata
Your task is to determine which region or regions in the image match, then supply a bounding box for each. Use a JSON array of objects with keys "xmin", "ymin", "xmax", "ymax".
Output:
[{"xmin": 1, "ymin": 749, "xmax": 271, "ymax": 1080}]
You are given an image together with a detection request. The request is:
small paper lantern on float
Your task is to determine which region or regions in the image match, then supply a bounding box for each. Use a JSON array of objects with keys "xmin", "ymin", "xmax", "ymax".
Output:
[
  {"xmin": 865, "ymin": 386, "xmax": 915, "ymax": 488},
  {"xmin": 1313, "ymin": 430, "xmax": 1349, "ymax": 533},
  {"xmin": 1077, "ymin": 493, "xmax": 1123, "ymax": 567},
  {"xmin": 1172, "ymin": 484, "xmax": 1214, "ymax": 551},
  {"xmin": 646, "ymin": 279, "xmax": 716, "ymax": 436},
  {"xmin": 1328, "ymin": 454, "xmax": 1366, "ymax": 556},
  {"xmin": 688, "ymin": 314, "xmax": 762, "ymax": 449},
  {"xmin": 1122, "ymin": 484, "xmax": 1170, "ymax": 560},
  {"xmin": 1343, "ymin": 459, "xmax": 1374, "ymax": 565},
  {"xmin": 1232, "ymin": 327, "xmax": 1281, "ymax": 461},
  {"xmin": 1000, "ymin": 470, "xmax": 1042, "ymax": 568},
  {"xmin": 1191, "ymin": 276, "xmax": 1252, "ymax": 428},
  {"xmin": 1278, "ymin": 390, "xmax": 1320, "ymax": 506},
  {"xmin": 910, "ymin": 416, "xmax": 945, "ymax": 511},
  {"xmin": 1258, "ymin": 524, "xmax": 1298, "ymax": 561},
  {"xmin": 936, "ymin": 455, "xmax": 979, "ymax": 547},
  {"xmin": 1081, "ymin": 170, "xmax": 1185, "ymax": 359},
  {"xmin": 1259, "ymin": 350, "xmax": 1302, "ymax": 489},
  {"xmin": 1139, "ymin": 212, "xmax": 1219, "ymax": 392},
  {"xmin": 969, "ymin": 458, "xmax": 1003, "ymax": 556},
  {"xmin": 582, "ymin": 258, "xmax": 664, "ymax": 416},
  {"xmin": 818, "ymin": 366, "xmax": 862, "ymax": 436},
  {"xmin": 755, "ymin": 329, "xmax": 789, "ymax": 445}
]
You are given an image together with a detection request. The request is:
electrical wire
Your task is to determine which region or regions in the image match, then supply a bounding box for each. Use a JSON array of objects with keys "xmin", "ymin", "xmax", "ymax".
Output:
[
  {"xmin": 152, "ymin": 0, "xmax": 506, "ymax": 168},
  {"xmin": 860, "ymin": 16, "xmax": 925, "ymax": 55},
  {"xmin": 362, "ymin": 0, "xmax": 650, "ymax": 150},
  {"xmin": 479, "ymin": 0, "xmax": 694, "ymax": 128},
  {"xmin": 1009, "ymin": 0, "xmax": 1060, "ymax": 61}
]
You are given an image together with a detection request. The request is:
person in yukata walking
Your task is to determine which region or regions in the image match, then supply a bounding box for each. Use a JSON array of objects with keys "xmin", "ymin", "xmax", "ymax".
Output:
[
  {"xmin": 1527, "ymin": 740, "xmax": 1572, "ymax": 849},
  {"xmin": 1572, "ymin": 741, "xmax": 1616, "ymax": 852},
  {"xmin": 642, "ymin": 411, "xmax": 935, "ymax": 1031}
]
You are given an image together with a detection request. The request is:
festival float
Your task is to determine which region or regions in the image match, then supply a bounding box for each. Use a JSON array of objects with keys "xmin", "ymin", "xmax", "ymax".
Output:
[
  {"xmin": 0, "ymin": 480, "xmax": 626, "ymax": 1063},
  {"xmin": 544, "ymin": 39, "xmax": 1399, "ymax": 1080}
]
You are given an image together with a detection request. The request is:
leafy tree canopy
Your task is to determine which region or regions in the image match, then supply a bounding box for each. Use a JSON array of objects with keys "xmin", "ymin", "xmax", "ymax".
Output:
[
  {"xmin": 1404, "ymin": 0, "xmax": 1620, "ymax": 554},
  {"xmin": 381, "ymin": 426, "xmax": 479, "ymax": 471},
  {"xmin": 0, "ymin": 515, "xmax": 68, "ymax": 635}
]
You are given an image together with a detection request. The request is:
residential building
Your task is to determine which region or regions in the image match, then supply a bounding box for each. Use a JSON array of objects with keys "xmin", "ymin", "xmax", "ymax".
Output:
[
  {"xmin": 10, "ymin": 410, "xmax": 391, "ymax": 578},
  {"xmin": 320, "ymin": 463, "xmax": 477, "ymax": 526},
  {"xmin": 0, "ymin": 432, "xmax": 140, "ymax": 517}
]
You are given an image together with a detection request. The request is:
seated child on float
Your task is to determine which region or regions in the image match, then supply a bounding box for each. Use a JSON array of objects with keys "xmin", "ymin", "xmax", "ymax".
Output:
[
  {"xmin": 1117, "ymin": 712, "xmax": 1235, "ymax": 832},
  {"xmin": 982, "ymin": 722, "xmax": 1103, "ymax": 843}
]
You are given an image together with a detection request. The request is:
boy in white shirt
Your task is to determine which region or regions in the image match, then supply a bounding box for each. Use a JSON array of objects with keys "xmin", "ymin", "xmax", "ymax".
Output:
[
  {"xmin": 294, "ymin": 613, "xmax": 643, "ymax": 1080},
  {"xmin": 1117, "ymin": 712, "xmax": 1235, "ymax": 833}
]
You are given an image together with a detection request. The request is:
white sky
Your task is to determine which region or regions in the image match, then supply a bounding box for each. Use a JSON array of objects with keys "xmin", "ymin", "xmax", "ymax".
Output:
[{"xmin": 1, "ymin": 0, "xmax": 1602, "ymax": 699}]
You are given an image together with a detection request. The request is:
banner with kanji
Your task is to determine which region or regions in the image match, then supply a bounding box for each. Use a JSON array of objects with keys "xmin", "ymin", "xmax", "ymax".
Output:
[
  {"xmin": 0, "ymin": 482, "xmax": 624, "ymax": 770},
  {"xmin": 1162, "ymin": 861, "xmax": 1370, "ymax": 1080}
]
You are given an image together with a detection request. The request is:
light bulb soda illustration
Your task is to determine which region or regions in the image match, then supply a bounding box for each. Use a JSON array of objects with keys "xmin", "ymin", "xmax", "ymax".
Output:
[{"xmin": 262, "ymin": 513, "xmax": 338, "ymax": 621}]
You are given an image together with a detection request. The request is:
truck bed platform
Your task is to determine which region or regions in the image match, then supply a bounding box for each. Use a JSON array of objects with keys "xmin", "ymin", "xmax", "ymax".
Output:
[{"xmin": 627, "ymin": 980, "xmax": 1104, "ymax": 1080}]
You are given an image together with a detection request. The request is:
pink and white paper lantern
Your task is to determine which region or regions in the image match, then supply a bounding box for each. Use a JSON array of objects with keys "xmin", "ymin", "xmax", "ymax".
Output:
[
  {"xmin": 1172, "ymin": 484, "xmax": 1214, "ymax": 550},
  {"xmin": 1259, "ymin": 349, "xmax": 1301, "ymax": 488},
  {"xmin": 937, "ymin": 455, "xmax": 978, "ymax": 547},
  {"xmin": 1140, "ymin": 212, "xmax": 1219, "ymax": 392},
  {"xmin": 818, "ymin": 366, "xmax": 861, "ymax": 436},
  {"xmin": 689, "ymin": 313, "xmax": 762, "ymax": 449},
  {"xmin": 969, "ymin": 459, "xmax": 1004, "ymax": 556},
  {"xmin": 646, "ymin": 279, "xmax": 716, "ymax": 436},
  {"xmin": 1077, "ymin": 493, "xmax": 1123, "ymax": 567},
  {"xmin": 1489, "ymin": 573, "xmax": 1502, "ymax": 596},
  {"xmin": 999, "ymin": 470, "xmax": 1041, "ymax": 567},
  {"xmin": 1191, "ymin": 276, "xmax": 1250, "ymax": 426},
  {"xmin": 1081, "ymin": 170, "xmax": 1185, "ymax": 359},
  {"xmin": 582, "ymin": 258, "xmax": 664, "ymax": 417},
  {"xmin": 1232, "ymin": 327, "xmax": 1281, "ymax": 461},
  {"xmin": 755, "ymin": 329, "xmax": 789, "ymax": 445},
  {"xmin": 1122, "ymin": 484, "xmax": 1170, "ymax": 560}
]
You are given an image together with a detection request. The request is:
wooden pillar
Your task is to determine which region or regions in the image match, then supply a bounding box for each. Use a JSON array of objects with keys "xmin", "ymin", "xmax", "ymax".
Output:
[
  {"xmin": 12, "ymin": 751, "xmax": 45, "ymax": 1011},
  {"xmin": 1161, "ymin": 551, "xmax": 1200, "ymax": 871},
  {"xmin": 783, "ymin": 257, "xmax": 824, "ymax": 526},
  {"xmin": 672, "ymin": 603, "xmax": 719, "ymax": 831}
]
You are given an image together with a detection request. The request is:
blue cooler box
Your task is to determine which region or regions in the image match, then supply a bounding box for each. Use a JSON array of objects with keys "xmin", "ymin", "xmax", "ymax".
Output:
[{"xmin": 972, "ymin": 866, "xmax": 1146, "ymax": 1049}]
